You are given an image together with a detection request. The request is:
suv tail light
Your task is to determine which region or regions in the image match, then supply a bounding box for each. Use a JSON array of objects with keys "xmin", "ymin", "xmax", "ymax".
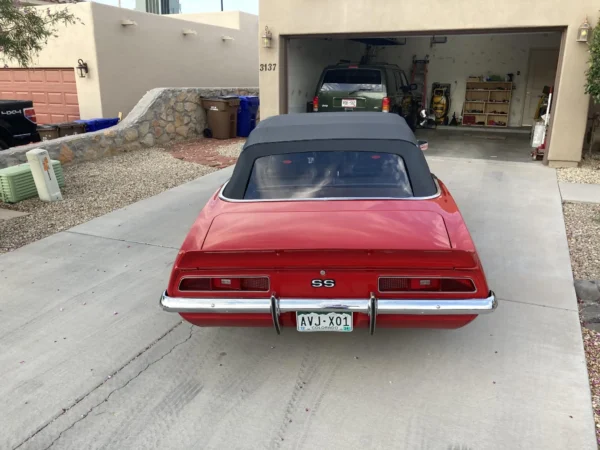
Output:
[
  {"xmin": 23, "ymin": 107, "xmax": 37, "ymax": 123},
  {"xmin": 379, "ymin": 277, "xmax": 475, "ymax": 293},
  {"xmin": 313, "ymin": 96, "xmax": 319, "ymax": 112},
  {"xmin": 179, "ymin": 277, "xmax": 269, "ymax": 292},
  {"xmin": 382, "ymin": 97, "xmax": 390, "ymax": 113}
]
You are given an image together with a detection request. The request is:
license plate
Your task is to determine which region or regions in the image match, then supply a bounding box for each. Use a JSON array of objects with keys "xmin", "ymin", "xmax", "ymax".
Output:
[
  {"xmin": 296, "ymin": 312, "xmax": 353, "ymax": 332},
  {"xmin": 341, "ymin": 99, "xmax": 357, "ymax": 108}
]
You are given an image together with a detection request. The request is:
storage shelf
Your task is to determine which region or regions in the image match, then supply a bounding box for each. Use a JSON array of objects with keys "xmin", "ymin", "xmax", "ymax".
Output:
[{"xmin": 462, "ymin": 80, "xmax": 512, "ymax": 127}]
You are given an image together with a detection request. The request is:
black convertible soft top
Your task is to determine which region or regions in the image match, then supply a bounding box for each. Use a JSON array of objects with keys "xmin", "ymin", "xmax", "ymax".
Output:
[
  {"xmin": 245, "ymin": 112, "xmax": 417, "ymax": 146},
  {"xmin": 222, "ymin": 113, "xmax": 438, "ymax": 199}
]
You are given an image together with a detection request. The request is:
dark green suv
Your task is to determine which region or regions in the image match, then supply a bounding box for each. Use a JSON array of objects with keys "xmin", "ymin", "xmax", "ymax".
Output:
[{"xmin": 312, "ymin": 62, "xmax": 418, "ymax": 129}]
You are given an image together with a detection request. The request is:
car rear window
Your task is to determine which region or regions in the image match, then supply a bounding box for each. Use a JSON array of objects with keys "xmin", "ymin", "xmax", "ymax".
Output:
[
  {"xmin": 320, "ymin": 69, "xmax": 383, "ymax": 93},
  {"xmin": 243, "ymin": 151, "xmax": 413, "ymax": 200}
]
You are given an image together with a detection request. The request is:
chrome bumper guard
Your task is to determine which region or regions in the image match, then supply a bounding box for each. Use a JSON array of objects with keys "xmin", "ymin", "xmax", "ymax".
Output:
[{"xmin": 160, "ymin": 291, "xmax": 497, "ymax": 335}]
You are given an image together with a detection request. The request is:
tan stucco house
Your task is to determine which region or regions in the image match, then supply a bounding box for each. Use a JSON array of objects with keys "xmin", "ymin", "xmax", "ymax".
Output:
[
  {"xmin": 0, "ymin": 3, "xmax": 258, "ymax": 122},
  {"xmin": 258, "ymin": 0, "xmax": 598, "ymax": 167}
]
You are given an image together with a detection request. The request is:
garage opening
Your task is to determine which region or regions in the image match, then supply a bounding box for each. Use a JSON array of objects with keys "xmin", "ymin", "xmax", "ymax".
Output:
[{"xmin": 285, "ymin": 30, "xmax": 563, "ymax": 162}]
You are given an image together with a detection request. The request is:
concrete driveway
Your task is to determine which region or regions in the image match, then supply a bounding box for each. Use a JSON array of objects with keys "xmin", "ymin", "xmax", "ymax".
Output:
[
  {"xmin": 0, "ymin": 157, "xmax": 595, "ymax": 450},
  {"xmin": 417, "ymin": 128, "xmax": 534, "ymax": 163}
]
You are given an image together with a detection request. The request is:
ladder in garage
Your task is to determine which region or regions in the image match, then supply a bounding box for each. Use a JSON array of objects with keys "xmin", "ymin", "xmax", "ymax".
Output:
[{"xmin": 411, "ymin": 55, "xmax": 430, "ymax": 110}]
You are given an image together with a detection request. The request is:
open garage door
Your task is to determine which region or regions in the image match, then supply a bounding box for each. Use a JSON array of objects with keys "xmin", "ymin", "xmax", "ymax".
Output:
[
  {"xmin": 285, "ymin": 29, "xmax": 564, "ymax": 162},
  {"xmin": 286, "ymin": 30, "xmax": 563, "ymax": 127},
  {"xmin": 0, "ymin": 68, "xmax": 80, "ymax": 124}
]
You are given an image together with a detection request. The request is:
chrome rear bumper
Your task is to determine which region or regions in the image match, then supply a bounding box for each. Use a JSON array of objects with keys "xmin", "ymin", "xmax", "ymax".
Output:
[{"xmin": 160, "ymin": 291, "xmax": 497, "ymax": 335}]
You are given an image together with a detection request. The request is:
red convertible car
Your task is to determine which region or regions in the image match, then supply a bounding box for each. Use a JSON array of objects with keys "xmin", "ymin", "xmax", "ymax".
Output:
[{"xmin": 160, "ymin": 113, "xmax": 496, "ymax": 334}]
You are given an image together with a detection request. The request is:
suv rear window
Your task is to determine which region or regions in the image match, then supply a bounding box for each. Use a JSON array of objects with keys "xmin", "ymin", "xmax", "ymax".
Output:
[
  {"xmin": 319, "ymin": 69, "xmax": 383, "ymax": 93},
  {"xmin": 244, "ymin": 151, "xmax": 412, "ymax": 200}
]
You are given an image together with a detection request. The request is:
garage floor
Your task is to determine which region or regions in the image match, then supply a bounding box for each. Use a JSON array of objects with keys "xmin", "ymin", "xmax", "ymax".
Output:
[
  {"xmin": 0, "ymin": 160, "xmax": 595, "ymax": 450},
  {"xmin": 416, "ymin": 128, "xmax": 534, "ymax": 163}
]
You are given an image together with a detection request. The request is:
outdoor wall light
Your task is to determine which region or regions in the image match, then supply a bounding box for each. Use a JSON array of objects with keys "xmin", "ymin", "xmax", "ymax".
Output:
[
  {"xmin": 120, "ymin": 19, "xmax": 137, "ymax": 26},
  {"xmin": 577, "ymin": 17, "xmax": 591, "ymax": 42},
  {"xmin": 221, "ymin": 35, "xmax": 235, "ymax": 41},
  {"xmin": 262, "ymin": 26, "xmax": 273, "ymax": 48},
  {"xmin": 76, "ymin": 59, "xmax": 88, "ymax": 78},
  {"xmin": 182, "ymin": 29, "xmax": 197, "ymax": 36}
]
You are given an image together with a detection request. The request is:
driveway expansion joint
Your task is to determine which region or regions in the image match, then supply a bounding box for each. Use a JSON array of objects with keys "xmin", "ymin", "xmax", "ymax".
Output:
[
  {"xmin": 12, "ymin": 322, "xmax": 193, "ymax": 450},
  {"xmin": 64, "ymin": 230, "xmax": 179, "ymax": 250},
  {"xmin": 496, "ymin": 296, "xmax": 578, "ymax": 313}
]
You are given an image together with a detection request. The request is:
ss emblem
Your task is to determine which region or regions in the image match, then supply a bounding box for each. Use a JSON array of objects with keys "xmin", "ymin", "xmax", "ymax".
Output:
[{"xmin": 311, "ymin": 279, "xmax": 335, "ymax": 288}]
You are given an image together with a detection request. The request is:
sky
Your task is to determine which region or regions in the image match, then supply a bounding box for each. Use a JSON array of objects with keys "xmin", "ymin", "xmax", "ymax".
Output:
[{"xmin": 91, "ymin": 0, "xmax": 259, "ymax": 15}]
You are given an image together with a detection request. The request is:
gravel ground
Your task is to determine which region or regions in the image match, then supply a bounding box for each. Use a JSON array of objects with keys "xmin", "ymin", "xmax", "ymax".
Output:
[
  {"xmin": 563, "ymin": 202, "xmax": 600, "ymax": 280},
  {"xmin": 564, "ymin": 201, "xmax": 600, "ymax": 444},
  {"xmin": 557, "ymin": 154, "xmax": 600, "ymax": 185},
  {"xmin": 0, "ymin": 148, "xmax": 214, "ymax": 253},
  {"xmin": 582, "ymin": 327, "xmax": 600, "ymax": 445},
  {"xmin": 215, "ymin": 140, "xmax": 244, "ymax": 158}
]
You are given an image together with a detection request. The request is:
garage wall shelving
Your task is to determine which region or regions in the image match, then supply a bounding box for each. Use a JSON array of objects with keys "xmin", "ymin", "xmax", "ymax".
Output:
[{"xmin": 461, "ymin": 81, "xmax": 512, "ymax": 127}]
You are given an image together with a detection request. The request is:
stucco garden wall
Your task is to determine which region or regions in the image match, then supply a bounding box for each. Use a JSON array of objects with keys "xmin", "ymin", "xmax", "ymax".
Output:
[{"xmin": 0, "ymin": 87, "xmax": 258, "ymax": 169}]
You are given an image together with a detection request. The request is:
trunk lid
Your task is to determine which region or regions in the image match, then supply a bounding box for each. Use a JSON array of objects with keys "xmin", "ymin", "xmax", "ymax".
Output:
[
  {"xmin": 202, "ymin": 211, "xmax": 450, "ymax": 252},
  {"xmin": 174, "ymin": 210, "xmax": 481, "ymax": 298}
]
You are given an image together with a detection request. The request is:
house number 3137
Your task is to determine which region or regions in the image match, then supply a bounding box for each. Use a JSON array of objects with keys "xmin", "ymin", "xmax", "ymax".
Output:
[{"xmin": 260, "ymin": 63, "xmax": 276, "ymax": 71}]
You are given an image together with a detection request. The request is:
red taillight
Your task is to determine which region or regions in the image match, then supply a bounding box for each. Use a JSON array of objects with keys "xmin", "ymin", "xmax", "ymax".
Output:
[
  {"xmin": 379, "ymin": 277, "xmax": 409, "ymax": 291},
  {"xmin": 23, "ymin": 107, "xmax": 37, "ymax": 123},
  {"xmin": 382, "ymin": 97, "xmax": 390, "ymax": 113},
  {"xmin": 440, "ymin": 278, "xmax": 476, "ymax": 292},
  {"xmin": 179, "ymin": 278, "xmax": 211, "ymax": 291},
  {"xmin": 212, "ymin": 277, "xmax": 242, "ymax": 290},
  {"xmin": 409, "ymin": 278, "xmax": 441, "ymax": 291},
  {"xmin": 179, "ymin": 277, "xmax": 269, "ymax": 292},
  {"xmin": 240, "ymin": 277, "xmax": 269, "ymax": 291},
  {"xmin": 313, "ymin": 96, "xmax": 319, "ymax": 112},
  {"xmin": 378, "ymin": 277, "xmax": 475, "ymax": 293}
]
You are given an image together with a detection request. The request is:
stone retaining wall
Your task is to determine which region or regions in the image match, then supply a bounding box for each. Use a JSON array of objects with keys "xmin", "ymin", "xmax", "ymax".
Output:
[{"xmin": 0, "ymin": 87, "xmax": 258, "ymax": 169}]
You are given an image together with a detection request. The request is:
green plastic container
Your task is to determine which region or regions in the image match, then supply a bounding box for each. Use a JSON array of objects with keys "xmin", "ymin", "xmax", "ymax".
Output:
[{"xmin": 0, "ymin": 160, "xmax": 65, "ymax": 203}]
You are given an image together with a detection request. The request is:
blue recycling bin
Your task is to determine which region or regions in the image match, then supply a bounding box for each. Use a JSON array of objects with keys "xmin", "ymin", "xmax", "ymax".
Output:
[
  {"xmin": 75, "ymin": 118, "xmax": 119, "ymax": 132},
  {"xmin": 237, "ymin": 96, "xmax": 259, "ymax": 137}
]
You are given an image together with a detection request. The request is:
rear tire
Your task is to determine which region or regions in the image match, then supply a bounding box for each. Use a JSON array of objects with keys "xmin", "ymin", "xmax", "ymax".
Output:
[
  {"xmin": 397, "ymin": 108, "xmax": 417, "ymax": 132},
  {"xmin": 408, "ymin": 108, "xmax": 418, "ymax": 131}
]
